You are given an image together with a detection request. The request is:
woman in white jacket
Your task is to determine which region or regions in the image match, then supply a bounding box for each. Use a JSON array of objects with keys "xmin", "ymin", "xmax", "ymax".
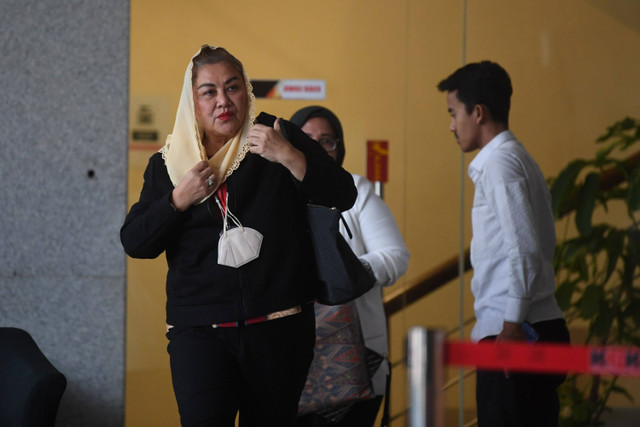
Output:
[{"xmin": 291, "ymin": 106, "xmax": 410, "ymax": 426}]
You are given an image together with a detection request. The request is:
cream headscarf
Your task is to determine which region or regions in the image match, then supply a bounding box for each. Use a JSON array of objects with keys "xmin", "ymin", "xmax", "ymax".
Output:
[{"xmin": 161, "ymin": 45, "xmax": 257, "ymax": 193}]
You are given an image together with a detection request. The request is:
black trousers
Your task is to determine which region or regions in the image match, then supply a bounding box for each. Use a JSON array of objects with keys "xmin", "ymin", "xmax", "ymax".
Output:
[
  {"xmin": 167, "ymin": 305, "xmax": 316, "ymax": 427},
  {"xmin": 476, "ymin": 319, "xmax": 570, "ymax": 427}
]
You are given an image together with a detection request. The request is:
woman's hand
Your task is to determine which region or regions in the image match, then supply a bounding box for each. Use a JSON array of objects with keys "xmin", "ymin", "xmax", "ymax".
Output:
[
  {"xmin": 170, "ymin": 161, "xmax": 215, "ymax": 211},
  {"xmin": 248, "ymin": 119, "xmax": 307, "ymax": 181}
]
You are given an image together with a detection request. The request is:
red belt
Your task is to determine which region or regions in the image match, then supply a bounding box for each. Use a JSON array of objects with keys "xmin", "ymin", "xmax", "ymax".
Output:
[{"xmin": 166, "ymin": 305, "xmax": 302, "ymax": 332}]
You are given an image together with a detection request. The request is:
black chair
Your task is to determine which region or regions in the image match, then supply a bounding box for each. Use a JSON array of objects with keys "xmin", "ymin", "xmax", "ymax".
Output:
[{"xmin": 0, "ymin": 327, "xmax": 67, "ymax": 427}]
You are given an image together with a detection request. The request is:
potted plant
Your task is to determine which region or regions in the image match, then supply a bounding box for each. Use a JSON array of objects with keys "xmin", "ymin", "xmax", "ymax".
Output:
[{"xmin": 549, "ymin": 117, "xmax": 640, "ymax": 426}]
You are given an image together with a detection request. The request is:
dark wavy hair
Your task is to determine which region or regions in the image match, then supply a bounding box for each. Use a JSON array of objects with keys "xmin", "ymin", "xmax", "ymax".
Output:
[
  {"xmin": 437, "ymin": 61, "xmax": 512, "ymax": 125},
  {"xmin": 191, "ymin": 45, "xmax": 246, "ymax": 87}
]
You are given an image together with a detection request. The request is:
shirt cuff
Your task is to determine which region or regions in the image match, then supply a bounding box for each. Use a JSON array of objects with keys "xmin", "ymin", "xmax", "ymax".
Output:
[
  {"xmin": 166, "ymin": 192, "xmax": 187, "ymax": 215},
  {"xmin": 504, "ymin": 296, "xmax": 530, "ymax": 323}
]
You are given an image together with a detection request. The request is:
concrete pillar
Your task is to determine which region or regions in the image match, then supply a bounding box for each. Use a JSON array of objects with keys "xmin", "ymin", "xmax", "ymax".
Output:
[{"xmin": 0, "ymin": 1, "xmax": 129, "ymax": 425}]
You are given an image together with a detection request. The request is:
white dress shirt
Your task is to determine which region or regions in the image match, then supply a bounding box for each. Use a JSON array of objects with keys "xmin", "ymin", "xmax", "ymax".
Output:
[
  {"xmin": 339, "ymin": 174, "xmax": 410, "ymax": 395},
  {"xmin": 468, "ymin": 130, "xmax": 564, "ymax": 342}
]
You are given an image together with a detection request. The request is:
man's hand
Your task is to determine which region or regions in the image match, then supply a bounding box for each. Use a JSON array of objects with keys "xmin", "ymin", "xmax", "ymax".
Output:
[
  {"xmin": 497, "ymin": 321, "xmax": 527, "ymax": 378},
  {"xmin": 497, "ymin": 321, "xmax": 527, "ymax": 342}
]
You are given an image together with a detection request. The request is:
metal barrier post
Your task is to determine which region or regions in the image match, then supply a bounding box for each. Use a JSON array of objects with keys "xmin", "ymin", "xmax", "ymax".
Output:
[{"xmin": 407, "ymin": 327, "xmax": 445, "ymax": 427}]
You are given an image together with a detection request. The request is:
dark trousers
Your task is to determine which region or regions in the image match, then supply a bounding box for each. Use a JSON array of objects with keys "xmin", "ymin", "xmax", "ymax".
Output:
[
  {"xmin": 476, "ymin": 319, "xmax": 570, "ymax": 427},
  {"xmin": 295, "ymin": 396, "xmax": 384, "ymax": 427},
  {"xmin": 167, "ymin": 306, "xmax": 316, "ymax": 427}
]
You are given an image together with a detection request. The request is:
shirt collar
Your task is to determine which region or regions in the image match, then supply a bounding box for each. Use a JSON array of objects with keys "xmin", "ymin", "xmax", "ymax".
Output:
[{"xmin": 468, "ymin": 130, "xmax": 516, "ymax": 183}]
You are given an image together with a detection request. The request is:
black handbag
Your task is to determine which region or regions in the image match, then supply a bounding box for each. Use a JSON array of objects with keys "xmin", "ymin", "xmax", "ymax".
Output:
[
  {"xmin": 266, "ymin": 111, "xmax": 374, "ymax": 305},
  {"xmin": 307, "ymin": 204, "xmax": 375, "ymax": 305}
]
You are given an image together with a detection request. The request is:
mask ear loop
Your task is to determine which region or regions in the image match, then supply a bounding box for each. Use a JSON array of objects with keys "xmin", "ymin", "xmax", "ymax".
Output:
[{"xmin": 215, "ymin": 192, "xmax": 244, "ymax": 238}]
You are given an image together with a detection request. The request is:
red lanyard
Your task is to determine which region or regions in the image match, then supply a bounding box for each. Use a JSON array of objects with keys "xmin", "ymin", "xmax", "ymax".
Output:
[{"xmin": 216, "ymin": 183, "xmax": 228, "ymax": 211}]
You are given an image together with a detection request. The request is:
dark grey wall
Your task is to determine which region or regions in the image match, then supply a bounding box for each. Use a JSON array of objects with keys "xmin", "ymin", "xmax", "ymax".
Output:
[{"xmin": 0, "ymin": 1, "xmax": 129, "ymax": 425}]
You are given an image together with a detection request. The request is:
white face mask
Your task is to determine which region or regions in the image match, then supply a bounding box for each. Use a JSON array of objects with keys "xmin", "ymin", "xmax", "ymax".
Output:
[
  {"xmin": 218, "ymin": 226, "xmax": 263, "ymax": 268},
  {"xmin": 216, "ymin": 194, "xmax": 262, "ymax": 268}
]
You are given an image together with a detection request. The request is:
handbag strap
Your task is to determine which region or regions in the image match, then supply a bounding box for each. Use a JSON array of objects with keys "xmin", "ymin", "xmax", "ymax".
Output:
[
  {"xmin": 380, "ymin": 368, "xmax": 391, "ymax": 427},
  {"xmin": 339, "ymin": 213, "xmax": 353, "ymax": 239}
]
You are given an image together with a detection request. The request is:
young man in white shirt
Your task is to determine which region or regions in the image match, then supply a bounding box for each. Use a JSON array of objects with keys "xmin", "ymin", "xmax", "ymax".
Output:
[{"xmin": 437, "ymin": 61, "xmax": 570, "ymax": 427}]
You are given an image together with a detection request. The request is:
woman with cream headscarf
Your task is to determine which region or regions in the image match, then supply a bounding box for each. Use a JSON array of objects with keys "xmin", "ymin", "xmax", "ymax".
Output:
[{"xmin": 121, "ymin": 46, "xmax": 356, "ymax": 426}]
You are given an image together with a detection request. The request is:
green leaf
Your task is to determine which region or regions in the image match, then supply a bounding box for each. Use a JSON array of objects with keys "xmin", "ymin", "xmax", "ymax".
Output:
[
  {"xmin": 550, "ymin": 160, "xmax": 587, "ymax": 218},
  {"xmin": 579, "ymin": 285, "xmax": 604, "ymax": 318},
  {"xmin": 610, "ymin": 384, "xmax": 634, "ymax": 402},
  {"xmin": 621, "ymin": 229, "xmax": 640, "ymax": 288},
  {"xmin": 597, "ymin": 117, "xmax": 637, "ymax": 143},
  {"xmin": 627, "ymin": 169, "xmax": 640, "ymax": 213},
  {"xmin": 596, "ymin": 122, "xmax": 617, "ymax": 143},
  {"xmin": 595, "ymin": 143, "xmax": 617, "ymax": 162},
  {"xmin": 575, "ymin": 173, "xmax": 601, "ymax": 236},
  {"xmin": 626, "ymin": 300, "xmax": 640, "ymax": 328},
  {"xmin": 592, "ymin": 307, "xmax": 614, "ymax": 339},
  {"xmin": 586, "ymin": 225, "xmax": 608, "ymax": 254},
  {"xmin": 563, "ymin": 239, "xmax": 587, "ymax": 264},
  {"xmin": 578, "ymin": 255, "xmax": 589, "ymax": 282},
  {"xmin": 556, "ymin": 280, "xmax": 578, "ymax": 311},
  {"xmin": 603, "ymin": 229, "xmax": 623, "ymax": 284}
]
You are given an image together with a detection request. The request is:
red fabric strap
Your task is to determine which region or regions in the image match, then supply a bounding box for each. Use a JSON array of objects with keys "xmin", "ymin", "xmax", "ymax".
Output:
[
  {"xmin": 216, "ymin": 183, "xmax": 228, "ymax": 211},
  {"xmin": 446, "ymin": 340, "xmax": 640, "ymax": 377}
]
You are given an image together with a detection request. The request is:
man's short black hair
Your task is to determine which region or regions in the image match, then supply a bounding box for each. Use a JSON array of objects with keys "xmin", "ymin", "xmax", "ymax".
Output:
[{"xmin": 437, "ymin": 61, "xmax": 513, "ymax": 125}]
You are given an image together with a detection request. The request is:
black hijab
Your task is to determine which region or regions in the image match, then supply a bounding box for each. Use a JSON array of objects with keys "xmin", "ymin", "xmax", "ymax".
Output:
[{"xmin": 290, "ymin": 106, "xmax": 346, "ymax": 166}]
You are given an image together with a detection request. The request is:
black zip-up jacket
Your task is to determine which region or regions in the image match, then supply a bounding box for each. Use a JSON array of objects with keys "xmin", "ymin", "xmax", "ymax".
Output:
[{"xmin": 120, "ymin": 112, "xmax": 357, "ymax": 326}]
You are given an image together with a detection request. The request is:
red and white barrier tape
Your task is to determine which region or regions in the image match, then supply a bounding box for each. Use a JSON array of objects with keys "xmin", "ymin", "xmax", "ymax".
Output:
[{"xmin": 446, "ymin": 341, "xmax": 640, "ymax": 377}]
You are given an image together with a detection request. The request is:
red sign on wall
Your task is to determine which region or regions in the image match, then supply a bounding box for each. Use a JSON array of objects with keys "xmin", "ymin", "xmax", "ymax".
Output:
[{"xmin": 366, "ymin": 140, "xmax": 389, "ymax": 183}]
